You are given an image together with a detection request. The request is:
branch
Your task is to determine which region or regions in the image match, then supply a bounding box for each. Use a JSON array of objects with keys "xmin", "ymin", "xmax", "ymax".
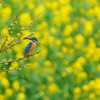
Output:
[
  {"xmin": 0, "ymin": 64, "xmax": 30, "ymax": 72},
  {"xmin": 0, "ymin": 35, "xmax": 8, "ymax": 50},
  {"xmin": 0, "ymin": 13, "xmax": 41, "ymax": 53},
  {"xmin": 0, "ymin": 33, "xmax": 34, "ymax": 53},
  {"xmin": 0, "ymin": 50, "xmax": 41, "ymax": 64},
  {"xmin": 0, "ymin": 15, "xmax": 18, "ymax": 51}
]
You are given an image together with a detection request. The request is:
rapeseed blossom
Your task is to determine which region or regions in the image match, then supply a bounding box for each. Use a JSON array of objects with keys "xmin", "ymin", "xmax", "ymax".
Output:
[
  {"xmin": 1, "ymin": 6, "xmax": 12, "ymax": 20},
  {"xmin": 0, "ymin": 0, "xmax": 100, "ymax": 100},
  {"xmin": 19, "ymin": 13, "xmax": 32, "ymax": 25},
  {"xmin": 17, "ymin": 92, "xmax": 25, "ymax": 100},
  {"xmin": 12, "ymin": 81, "xmax": 20, "ymax": 91},
  {"xmin": 48, "ymin": 83, "xmax": 58, "ymax": 93}
]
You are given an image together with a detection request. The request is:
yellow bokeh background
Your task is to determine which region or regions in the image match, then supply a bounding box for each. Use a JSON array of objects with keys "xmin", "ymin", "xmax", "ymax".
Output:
[{"xmin": 0, "ymin": 0, "xmax": 100, "ymax": 100}]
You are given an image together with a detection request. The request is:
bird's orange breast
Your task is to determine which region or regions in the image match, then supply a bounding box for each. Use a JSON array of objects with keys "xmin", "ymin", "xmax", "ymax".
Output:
[{"xmin": 29, "ymin": 42, "xmax": 36, "ymax": 53}]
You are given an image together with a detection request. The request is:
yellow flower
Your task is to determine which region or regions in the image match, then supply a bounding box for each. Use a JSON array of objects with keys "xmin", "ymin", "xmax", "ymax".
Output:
[
  {"xmin": 40, "ymin": 46, "xmax": 48, "ymax": 58},
  {"xmin": 48, "ymin": 36, "xmax": 55, "ymax": 45},
  {"xmin": 84, "ymin": 21, "xmax": 93, "ymax": 36},
  {"xmin": 19, "ymin": 13, "xmax": 32, "ymax": 25},
  {"xmin": 86, "ymin": 8, "xmax": 95, "ymax": 17},
  {"xmin": 59, "ymin": 0, "xmax": 70, "ymax": 5},
  {"xmin": 31, "ymin": 61, "xmax": 38, "ymax": 69},
  {"xmin": 94, "ymin": 6, "xmax": 100, "ymax": 20},
  {"xmin": 95, "ymin": 78, "xmax": 100, "ymax": 95},
  {"xmin": 15, "ymin": 53, "xmax": 23, "ymax": 59},
  {"xmin": 69, "ymin": 48, "xmax": 74, "ymax": 57},
  {"xmin": 41, "ymin": 67, "xmax": 54, "ymax": 74},
  {"xmin": 0, "ymin": 72, "xmax": 7, "ymax": 80},
  {"xmin": 64, "ymin": 25, "xmax": 73, "ymax": 36},
  {"xmin": 48, "ymin": 83, "xmax": 58, "ymax": 93},
  {"xmin": 56, "ymin": 52, "xmax": 64, "ymax": 58},
  {"xmin": 1, "ymin": 26, "xmax": 9, "ymax": 36},
  {"xmin": 10, "ymin": 62, "xmax": 19, "ymax": 69},
  {"xmin": 20, "ymin": 30, "xmax": 30, "ymax": 40},
  {"xmin": 78, "ymin": 72, "xmax": 88, "ymax": 80},
  {"xmin": 60, "ymin": 6, "xmax": 71, "ymax": 23},
  {"xmin": 14, "ymin": 44, "xmax": 23, "ymax": 53},
  {"xmin": 50, "ymin": 27, "xmax": 57, "ymax": 34},
  {"xmin": 64, "ymin": 37, "xmax": 73, "ymax": 45},
  {"xmin": 53, "ymin": 16, "xmax": 61, "ymax": 26},
  {"xmin": 37, "ymin": 22, "xmax": 48, "ymax": 31},
  {"xmin": 5, "ymin": 88, "xmax": 13, "ymax": 97},
  {"xmin": 1, "ymin": 78, "xmax": 10, "ymax": 88},
  {"xmin": 74, "ymin": 87, "xmax": 81, "ymax": 98},
  {"xmin": 0, "ymin": 2, "xmax": 2, "ymax": 8},
  {"xmin": 12, "ymin": 81, "xmax": 20, "ymax": 91},
  {"xmin": 1, "ymin": 6, "xmax": 12, "ymax": 20},
  {"xmin": 75, "ymin": 34, "xmax": 84, "ymax": 44},
  {"xmin": 47, "ymin": 1, "xmax": 58, "ymax": 10},
  {"xmin": 34, "ymin": 4, "xmax": 45, "ymax": 16},
  {"xmin": 66, "ymin": 66, "xmax": 73, "ymax": 73},
  {"xmin": 89, "ymin": 80, "xmax": 95, "ymax": 90},
  {"xmin": 63, "ymin": 60, "xmax": 69, "ymax": 65},
  {"xmin": 88, "ymin": 0, "xmax": 98, "ymax": 7},
  {"xmin": 0, "ymin": 94, "xmax": 5, "ymax": 100},
  {"xmin": 88, "ymin": 93, "xmax": 96, "ymax": 99},
  {"xmin": 44, "ymin": 60, "xmax": 52, "ymax": 67},
  {"xmin": 77, "ymin": 57, "xmax": 86, "ymax": 65},
  {"xmin": 47, "ymin": 76, "xmax": 54, "ymax": 82},
  {"xmin": 27, "ymin": 3, "xmax": 34, "ymax": 10},
  {"xmin": 55, "ymin": 39, "xmax": 62, "ymax": 47},
  {"xmin": 40, "ymin": 38, "xmax": 46, "ymax": 45},
  {"xmin": 17, "ymin": 92, "xmax": 25, "ymax": 100},
  {"xmin": 73, "ymin": 22, "xmax": 78, "ymax": 30},
  {"xmin": 73, "ymin": 61, "xmax": 83, "ymax": 73},
  {"xmin": 7, "ymin": 36, "xmax": 14, "ymax": 43},
  {"xmin": 61, "ymin": 72, "xmax": 67, "ymax": 77},
  {"xmin": 62, "ymin": 46, "xmax": 68, "ymax": 53},
  {"xmin": 82, "ymin": 85, "xmax": 89, "ymax": 91}
]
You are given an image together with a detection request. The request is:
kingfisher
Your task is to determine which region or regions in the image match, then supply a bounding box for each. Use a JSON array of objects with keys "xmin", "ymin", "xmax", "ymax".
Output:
[{"xmin": 24, "ymin": 37, "xmax": 38, "ymax": 58}]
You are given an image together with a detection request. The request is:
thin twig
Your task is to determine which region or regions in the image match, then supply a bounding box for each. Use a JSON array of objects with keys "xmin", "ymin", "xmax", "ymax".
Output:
[
  {"xmin": 0, "ymin": 13, "xmax": 41, "ymax": 53},
  {"xmin": 0, "ymin": 33, "xmax": 34, "ymax": 53},
  {"xmin": 0, "ymin": 64, "xmax": 30, "ymax": 72},
  {"xmin": 0, "ymin": 50, "xmax": 41, "ymax": 64},
  {"xmin": 0, "ymin": 35, "xmax": 8, "ymax": 51},
  {"xmin": 0, "ymin": 15, "xmax": 18, "ymax": 51}
]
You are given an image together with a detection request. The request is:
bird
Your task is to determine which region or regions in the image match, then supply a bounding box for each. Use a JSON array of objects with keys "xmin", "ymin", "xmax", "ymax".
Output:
[{"xmin": 24, "ymin": 37, "xmax": 38, "ymax": 58}]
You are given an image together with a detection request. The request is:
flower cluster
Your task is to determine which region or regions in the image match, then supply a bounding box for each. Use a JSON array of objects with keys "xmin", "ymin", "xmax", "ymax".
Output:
[{"xmin": 0, "ymin": 0, "xmax": 100, "ymax": 100}]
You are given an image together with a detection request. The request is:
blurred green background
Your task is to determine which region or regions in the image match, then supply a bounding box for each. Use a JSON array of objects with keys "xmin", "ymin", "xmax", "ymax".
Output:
[{"xmin": 0, "ymin": 0, "xmax": 100, "ymax": 100}]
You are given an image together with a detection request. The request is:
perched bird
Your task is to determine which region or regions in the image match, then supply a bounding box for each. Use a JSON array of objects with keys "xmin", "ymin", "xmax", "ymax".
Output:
[{"xmin": 24, "ymin": 37, "xmax": 38, "ymax": 58}]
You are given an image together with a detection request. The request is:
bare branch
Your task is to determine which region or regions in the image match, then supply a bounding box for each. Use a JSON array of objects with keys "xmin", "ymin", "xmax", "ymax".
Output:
[
  {"xmin": 0, "ymin": 15, "xmax": 18, "ymax": 51},
  {"xmin": 0, "ymin": 64, "xmax": 30, "ymax": 72},
  {"xmin": 0, "ymin": 33, "xmax": 34, "ymax": 53},
  {"xmin": 0, "ymin": 13, "xmax": 41, "ymax": 53},
  {"xmin": 0, "ymin": 50, "xmax": 41, "ymax": 64}
]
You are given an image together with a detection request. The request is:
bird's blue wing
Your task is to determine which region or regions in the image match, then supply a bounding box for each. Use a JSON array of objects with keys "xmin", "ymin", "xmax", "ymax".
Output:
[{"xmin": 24, "ymin": 42, "xmax": 32, "ymax": 54}]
